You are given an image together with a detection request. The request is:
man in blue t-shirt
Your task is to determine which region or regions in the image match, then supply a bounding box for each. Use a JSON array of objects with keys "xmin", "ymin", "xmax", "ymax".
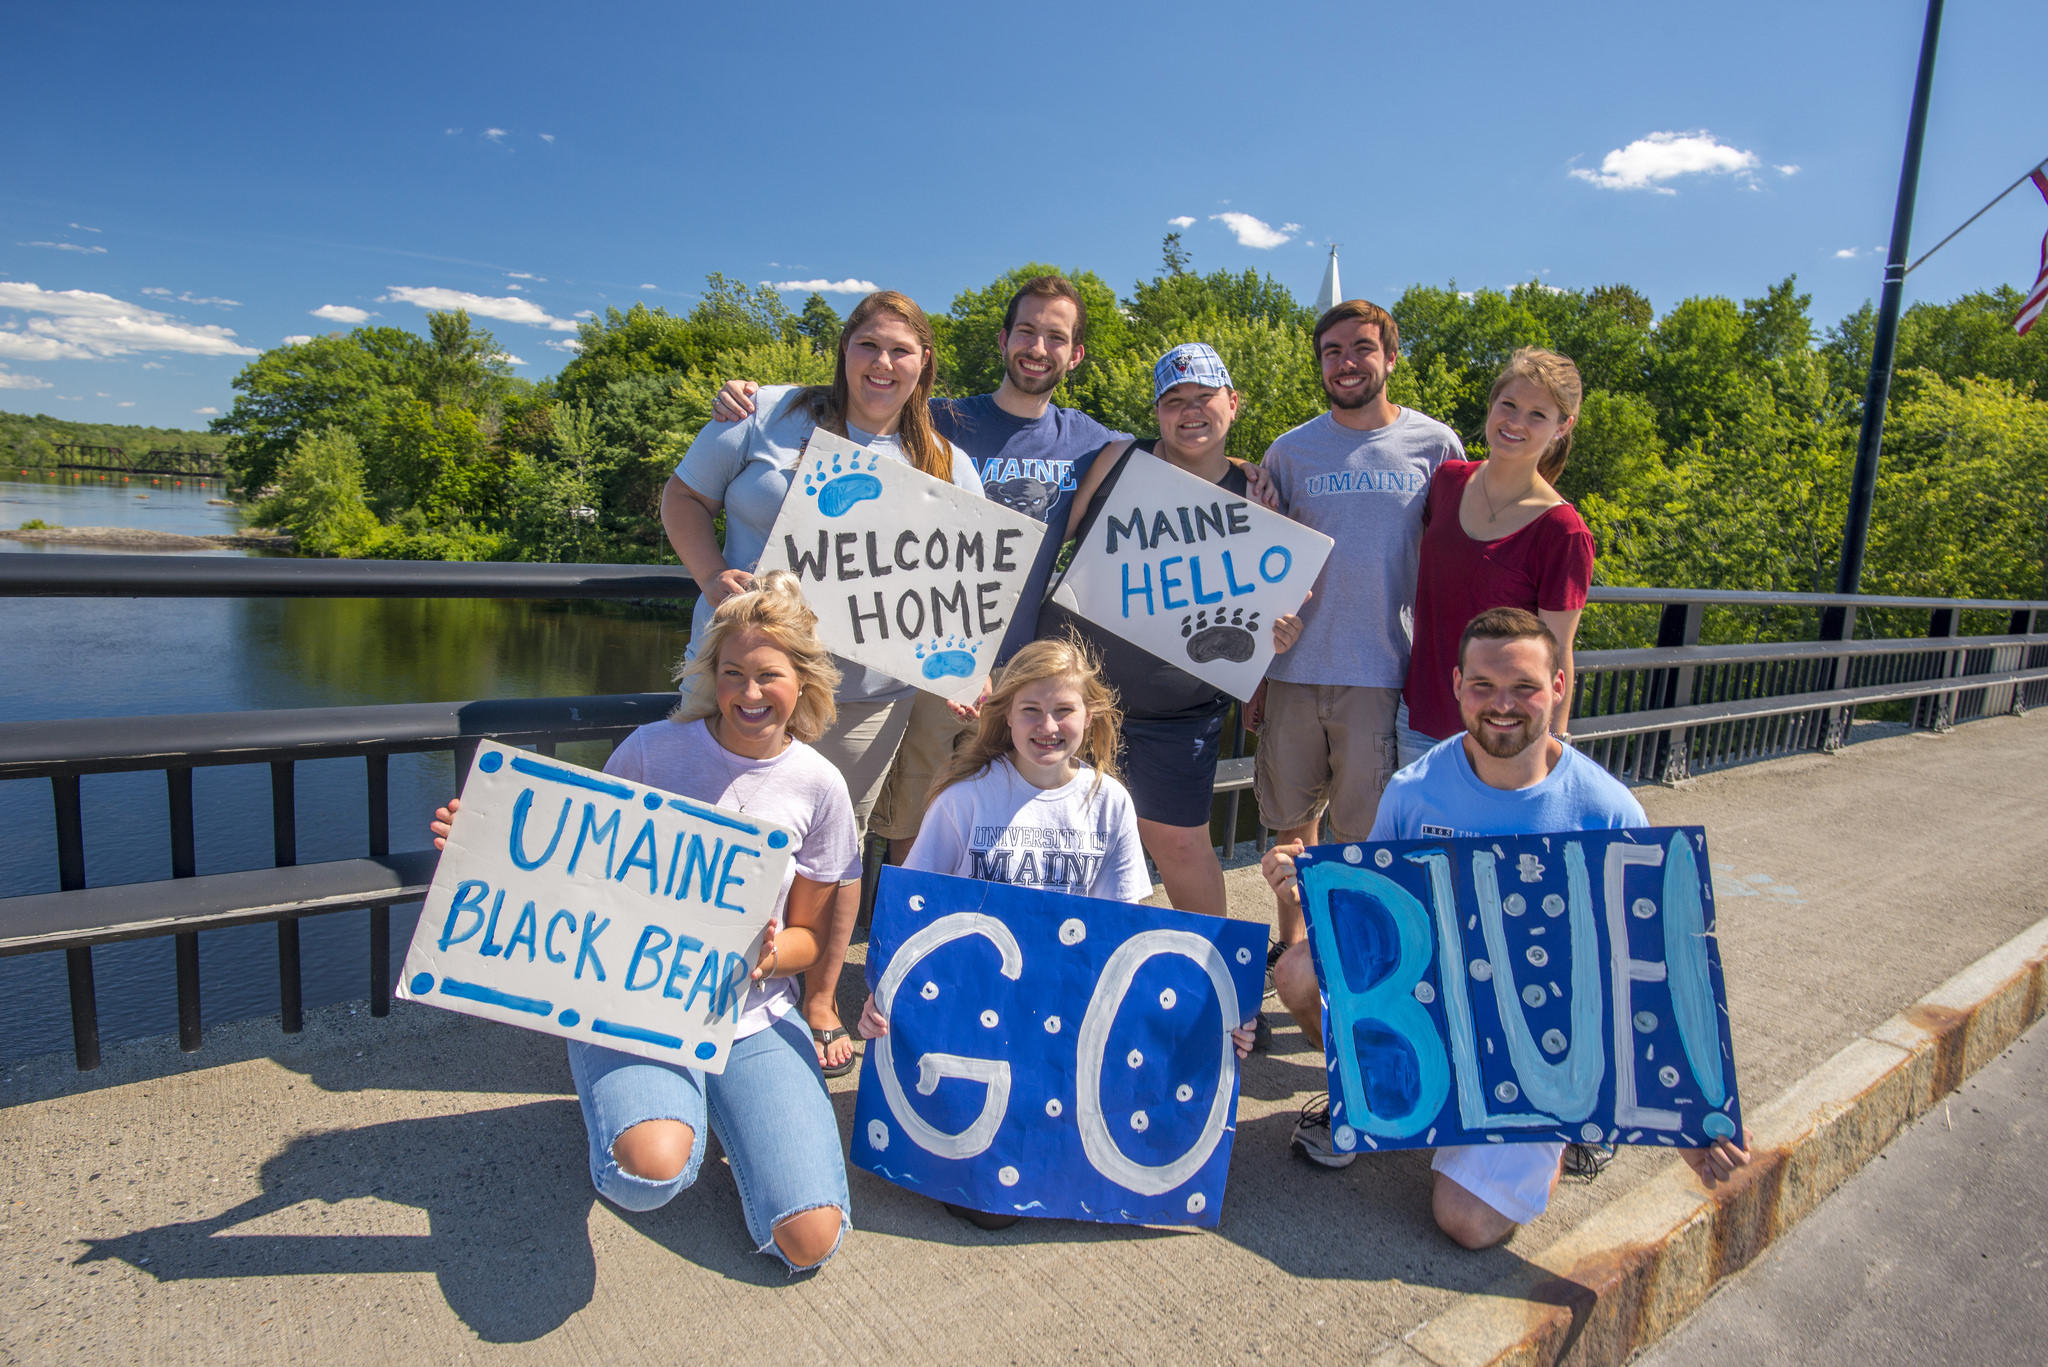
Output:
[{"xmin": 1260, "ymin": 608, "xmax": 1752, "ymax": 1249}]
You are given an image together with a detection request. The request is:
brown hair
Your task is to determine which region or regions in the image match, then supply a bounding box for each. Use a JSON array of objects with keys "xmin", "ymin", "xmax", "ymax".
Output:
[
  {"xmin": 928, "ymin": 633, "xmax": 1123, "ymax": 804},
  {"xmin": 1311, "ymin": 298, "xmax": 1400, "ymax": 360},
  {"xmin": 1456, "ymin": 606, "xmax": 1559, "ymax": 674},
  {"xmin": 1002, "ymin": 275, "xmax": 1089, "ymax": 348},
  {"xmin": 671, "ymin": 569, "xmax": 841, "ymax": 744},
  {"xmin": 1487, "ymin": 347, "xmax": 1584, "ymax": 484},
  {"xmin": 793, "ymin": 290, "xmax": 951, "ymax": 484}
]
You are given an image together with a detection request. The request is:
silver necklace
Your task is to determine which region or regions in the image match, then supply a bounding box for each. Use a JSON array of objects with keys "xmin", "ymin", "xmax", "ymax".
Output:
[{"xmin": 706, "ymin": 717, "xmax": 781, "ymax": 811}]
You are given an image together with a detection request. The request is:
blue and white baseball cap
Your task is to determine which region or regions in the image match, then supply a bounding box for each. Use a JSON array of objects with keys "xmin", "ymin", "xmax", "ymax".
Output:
[{"xmin": 1153, "ymin": 342, "xmax": 1234, "ymax": 401}]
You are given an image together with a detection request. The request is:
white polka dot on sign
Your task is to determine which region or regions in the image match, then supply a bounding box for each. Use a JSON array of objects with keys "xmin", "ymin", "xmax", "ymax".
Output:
[
  {"xmin": 1470, "ymin": 959, "xmax": 1493, "ymax": 982},
  {"xmin": 980, "ymin": 1010, "xmax": 998, "ymax": 1028},
  {"xmin": 1059, "ymin": 918, "xmax": 1086, "ymax": 945},
  {"xmin": 1542, "ymin": 893, "xmax": 1565, "ymax": 917},
  {"xmin": 1526, "ymin": 944, "xmax": 1549, "ymax": 967},
  {"xmin": 1335, "ymin": 1124, "xmax": 1357, "ymax": 1151},
  {"xmin": 921, "ymin": 981, "xmax": 938, "ymax": 1000},
  {"xmin": 1632, "ymin": 898, "xmax": 1657, "ymax": 920},
  {"xmin": 1582, "ymin": 1123, "xmax": 1604, "ymax": 1142},
  {"xmin": 1186, "ymin": 1192, "xmax": 1207, "ymax": 1214},
  {"xmin": 1127, "ymin": 1049, "xmax": 1143, "ymax": 1069},
  {"xmin": 1375, "ymin": 848, "xmax": 1393, "ymax": 868},
  {"xmin": 866, "ymin": 1119, "xmax": 889, "ymax": 1151},
  {"xmin": 1503, "ymin": 893, "xmax": 1526, "ymax": 916},
  {"xmin": 1542, "ymin": 1029, "xmax": 1568, "ymax": 1054},
  {"xmin": 1343, "ymin": 845, "xmax": 1362, "ymax": 864},
  {"xmin": 1522, "ymin": 984, "xmax": 1546, "ymax": 1007},
  {"xmin": 1659, "ymin": 1065, "xmax": 1681, "ymax": 1088},
  {"xmin": 1634, "ymin": 1011, "xmax": 1658, "ymax": 1033},
  {"xmin": 1044, "ymin": 1015, "xmax": 1061, "ymax": 1033},
  {"xmin": 1495, "ymin": 1081, "xmax": 1520, "ymax": 1104},
  {"xmin": 1045, "ymin": 1098, "xmax": 1063, "ymax": 1118},
  {"xmin": 1158, "ymin": 988, "xmax": 1176, "ymax": 1009},
  {"xmin": 1176, "ymin": 1084, "xmax": 1194, "ymax": 1102},
  {"xmin": 1236, "ymin": 947, "xmax": 1253, "ymax": 964},
  {"xmin": 998, "ymin": 1166, "xmax": 1019, "ymax": 1187},
  {"xmin": 1414, "ymin": 981, "xmax": 1436, "ymax": 1004},
  {"xmin": 1130, "ymin": 1110, "xmax": 1149, "ymax": 1132}
]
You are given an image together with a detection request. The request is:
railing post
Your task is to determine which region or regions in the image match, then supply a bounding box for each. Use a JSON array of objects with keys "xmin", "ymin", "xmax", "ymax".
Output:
[
  {"xmin": 2009, "ymin": 608, "xmax": 2038, "ymax": 715},
  {"xmin": 1652, "ymin": 601, "xmax": 1703, "ymax": 783},
  {"xmin": 168, "ymin": 766, "xmax": 202, "ymax": 1053},
  {"xmin": 52, "ymin": 774, "xmax": 99, "ymax": 1071},
  {"xmin": 271, "ymin": 760, "xmax": 302, "ymax": 1033},
  {"xmin": 367, "ymin": 752, "xmax": 391, "ymax": 1018},
  {"xmin": 1817, "ymin": 603, "xmax": 1859, "ymax": 751},
  {"xmin": 1915, "ymin": 607, "xmax": 1960, "ymax": 731}
]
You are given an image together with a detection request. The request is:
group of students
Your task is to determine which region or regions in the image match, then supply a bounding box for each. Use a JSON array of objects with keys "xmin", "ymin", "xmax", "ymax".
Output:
[{"xmin": 432, "ymin": 277, "xmax": 1753, "ymax": 1274}]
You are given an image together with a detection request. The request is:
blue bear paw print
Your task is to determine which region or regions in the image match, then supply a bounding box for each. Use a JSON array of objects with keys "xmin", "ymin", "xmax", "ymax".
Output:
[
  {"xmin": 1182, "ymin": 607, "xmax": 1261, "ymax": 664},
  {"xmin": 803, "ymin": 451, "xmax": 884, "ymax": 517},
  {"xmin": 914, "ymin": 636, "xmax": 980, "ymax": 680}
]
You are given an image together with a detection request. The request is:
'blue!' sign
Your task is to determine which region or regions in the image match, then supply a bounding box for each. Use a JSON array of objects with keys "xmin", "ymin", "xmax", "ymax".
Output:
[
  {"xmin": 1296, "ymin": 826, "xmax": 1741, "ymax": 1155},
  {"xmin": 852, "ymin": 867, "xmax": 1266, "ymax": 1227}
]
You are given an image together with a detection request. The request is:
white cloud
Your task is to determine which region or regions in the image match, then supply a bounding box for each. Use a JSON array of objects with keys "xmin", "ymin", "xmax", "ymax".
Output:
[
  {"xmin": 141, "ymin": 361, "xmax": 163, "ymax": 370},
  {"xmin": 0, "ymin": 281, "xmax": 260, "ymax": 360},
  {"xmin": 142, "ymin": 287, "xmax": 240, "ymax": 307},
  {"xmin": 539, "ymin": 133, "xmax": 555, "ymax": 144},
  {"xmin": 769, "ymin": 278, "xmax": 879, "ymax": 293},
  {"xmin": 117, "ymin": 400, "xmax": 134, "ymax": 407},
  {"xmin": 1570, "ymin": 131, "xmax": 1761, "ymax": 193},
  {"xmin": 494, "ymin": 352, "xmax": 527, "ymax": 366},
  {"xmin": 638, "ymin": 283, "xmax": 659, "ymax": 291},
  {"xmin": 505, "ymin": 283, "xmax": 523, "ymax": 292},
  {"xmin": 1775, "ymin": 164, "xmax": 1801, "ymax": 176},
  {"xmin": 281, "ymin": 334, "xmax": 313, "ymax": 345},
  {"xmin": 193, "ymin": 406, "xmax": 219, "ymax": 415},
  {"xmin": 543, "ymin": 337, "xmax": 583, "ymax": 353},
  {"xmin": 20, "ymin": 241, "xmax": 107, "ymax": 255},
  {"xmin": 310, "ymin": 303, "xmax": 370, "ymax": 323},
  {"xmin": 1835, "ymin": 247, "xmax": 1860, "ymax": 259},
  {"xmin": 445, "ymin": 127, "xmax": 462, "ymax": 135},
  {"xmin": 0, "ymin": 367, "xmax": 51, "ymax": 390},
  {"xmin": 1167, "ymin": 215, "xmax": 1195, "ymax": 228},
  {"xmin": 380, "ymin": 285, "xmax": 578, "ymax": 331},
  {"xmin": 506, "ymin": 271, "xmax": 543, "ymax": 281},
  {"xmin": 1209, "ymin": 213, "xmax": 1294, "ymax": 249},
  {"xmin": 483, "ymin": 128, "xmax": 508, "ymax": 142},
  {"xmin": 69, "ymin": 223, "xmax": 102, "ymax": 233}
]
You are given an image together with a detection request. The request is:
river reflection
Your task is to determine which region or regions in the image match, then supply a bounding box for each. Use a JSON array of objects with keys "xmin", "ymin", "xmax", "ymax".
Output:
[{"xmin": 0, "ymin": 477, "xmax": 690, "ymax": 1064}]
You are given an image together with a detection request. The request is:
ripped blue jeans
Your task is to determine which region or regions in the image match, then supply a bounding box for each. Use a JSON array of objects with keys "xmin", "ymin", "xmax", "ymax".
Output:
[{"xmin": 568, "ymin": 1012, "xmax": 850, "ymax": 1271}]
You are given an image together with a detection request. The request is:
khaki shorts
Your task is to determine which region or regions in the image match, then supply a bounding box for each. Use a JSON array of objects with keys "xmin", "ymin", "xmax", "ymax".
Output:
[
  {"xmin": 809, "ymin": 694, "xmax": 916, "ymax": 855},
  {"xmin": 868, "ymin": 689, "xmax": 974, "ymax": 842},
  {"xmin": 1252, "ymin": 681, "xmax": 1399, "ymax": 843}
]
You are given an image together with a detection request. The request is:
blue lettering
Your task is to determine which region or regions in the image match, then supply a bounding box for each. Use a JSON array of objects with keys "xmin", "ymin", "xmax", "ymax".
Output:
[
  {"xmin": 575, "ymin": 912, "xmax": 610, "ymax": 982},
  {"xmin": 676, "ymin": 834, "xmax": 725, "ymax": 904},
  {"xmin": 614, "ymin": 819, "xmax": 660, "ymax": 893},
  {"xmin": 504, "ymin": 901, "xmax": 539, "ymax": 963},
  {"xmin": 716, "ymin": 952, "xmax": 751, "ymax": 1021},
  {"xmin": 479, "ymin": 889, "xmax": 508, "ymax": 957},
  {"xmin": 1220, "ymin": 549, "xmax": 1257, "ymax": 597},
  {"xmin": 624, "ymin": 925, "xmax": 672, "ymax": 991},
  {"xmin": 714, "ymin": 844, "xmax": 762, "ymax": 914},
  {"xmin": 661, "ymin": 933, "xmax": 707, "ymax": 998},
  {"xmin": 1188, "ymin": 555, "xmax": 1223, "ymax": 605},
  {"xmin": 508, "ymin": 790, "xmax": 570, "ymax": 870},
  {"xmin": 438, "ymin": 880, "xmax": 490, "ymax": 951},
  {"xmin": 544, "ymin": 909, "xmax": 575, "ymax": 963},
  {"xmin": 566, "ymin": 803, "xmax": 621, "ymax": 877},
  {"xmin": 1159, "ymin": 556, "xmax": 1189, "ymax": 610},
  {"xmin": 1120, "ymin": 562, "xmax": 1155, "ymax": 618},
  {"xmin": 684, "ymin": 948, "xmax": 722, "ymax": 1012},
  {"xmin": 1258, "ymin": 546, "xmax": 1292, "ymax": 583}
]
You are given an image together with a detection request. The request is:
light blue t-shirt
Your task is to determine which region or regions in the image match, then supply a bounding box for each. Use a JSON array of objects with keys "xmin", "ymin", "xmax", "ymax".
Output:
[
  {"xmin": 675, "ymin": 385, "xmax": 983, "ymax": 701},
  {"xmin": 1370, "ymin": 738, "xmax": 1647, "ymax": 842}
]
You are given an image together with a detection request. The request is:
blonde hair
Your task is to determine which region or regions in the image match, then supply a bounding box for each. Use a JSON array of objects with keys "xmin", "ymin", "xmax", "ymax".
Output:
[
  {"xmin": 793, "ymin": 290, "xmax": 952, "ymax": 484},
  {"xmin": 1488, "ymin": 347, "xmax": 1584, "ymax": 485},
  {"xmin": 928, "ymin": 633, "xmax": 1123, "ymax": 804},
  {"xmin": 671, "ymin": 569, "xmax": 841, "ymax": 744}
]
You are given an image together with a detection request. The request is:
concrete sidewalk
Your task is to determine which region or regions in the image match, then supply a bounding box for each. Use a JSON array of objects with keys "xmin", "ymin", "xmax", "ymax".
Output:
[{"xmin": 3, "ymin": 714, "xmax": 2044, "ymax": 1365}]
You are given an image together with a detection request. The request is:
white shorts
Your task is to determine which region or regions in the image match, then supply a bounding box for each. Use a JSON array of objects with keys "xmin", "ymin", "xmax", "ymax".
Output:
[{"xmin": 1431, "ymin": 1141, "xmax": 1565, "ymax": 1227}]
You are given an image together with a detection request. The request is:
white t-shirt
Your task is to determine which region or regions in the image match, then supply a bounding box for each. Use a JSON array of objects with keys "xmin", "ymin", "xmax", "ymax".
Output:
[
  {"xmin": 605, "ymin": 718, "xmax": 862, "ymax": 1039},
  {"xmin": 903, "ymin": 757, "xmax": 1152, "ymax": 903}
]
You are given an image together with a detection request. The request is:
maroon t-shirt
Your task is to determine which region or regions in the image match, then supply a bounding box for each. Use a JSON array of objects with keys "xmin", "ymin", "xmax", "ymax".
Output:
[{"xmin": 1404, "ymin": 460, "xmax": 1596, "ymax": 740}]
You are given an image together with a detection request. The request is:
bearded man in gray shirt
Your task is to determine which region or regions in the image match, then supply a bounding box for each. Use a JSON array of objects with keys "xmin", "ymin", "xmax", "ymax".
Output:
[{"xmin": 1250, "ymin": 299, "xmax": 1464, "ymax": 953}]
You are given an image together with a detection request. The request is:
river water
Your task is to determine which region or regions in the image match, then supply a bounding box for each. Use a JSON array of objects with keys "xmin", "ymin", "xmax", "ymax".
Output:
[{"xmin": 0, "ymin": 473, "xmax": 689, "ymax": 1065}]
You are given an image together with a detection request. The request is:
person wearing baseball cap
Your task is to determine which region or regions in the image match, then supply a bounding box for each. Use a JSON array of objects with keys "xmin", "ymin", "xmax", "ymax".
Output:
[{"xmin": 1036, "ymin": 344, "xmax": 1303, "ymax": 997}]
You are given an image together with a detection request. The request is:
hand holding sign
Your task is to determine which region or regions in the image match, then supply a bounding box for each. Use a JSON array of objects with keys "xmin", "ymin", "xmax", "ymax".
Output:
[{"xmin": 755, "ymin": 431, "xmax": 1046, "ymax": 704}]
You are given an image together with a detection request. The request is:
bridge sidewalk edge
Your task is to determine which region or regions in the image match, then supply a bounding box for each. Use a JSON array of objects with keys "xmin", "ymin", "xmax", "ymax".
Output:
[{"xmin": 1370, "ymin": 913, "xmax": 2048, "ymax": 1367}]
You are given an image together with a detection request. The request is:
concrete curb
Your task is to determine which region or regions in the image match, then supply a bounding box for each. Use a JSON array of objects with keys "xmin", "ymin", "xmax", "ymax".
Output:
[{"xmin": 1370, "ymin": 913, "xmax": 2048, "ymax": 1367}]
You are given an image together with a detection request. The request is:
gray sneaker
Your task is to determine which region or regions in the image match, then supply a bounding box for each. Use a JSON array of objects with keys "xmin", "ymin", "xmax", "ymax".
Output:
[
  {"xmin": 1264, "ymin": 939, "xmax": 1287, "ymax": 1005},
  {"xmin": 1290, "ymin": 1094, "xmax": 1356, "ymax": 1169}
]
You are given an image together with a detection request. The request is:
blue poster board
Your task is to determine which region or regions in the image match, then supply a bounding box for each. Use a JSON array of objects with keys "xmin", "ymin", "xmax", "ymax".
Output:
[
  {"xmin": 1296, "ymin": 826, "xmax": 1741, "ymax": 1155},
  {"xmin": 852, "ymin": 866, "xmax": 1266, "ymax": 1227}
]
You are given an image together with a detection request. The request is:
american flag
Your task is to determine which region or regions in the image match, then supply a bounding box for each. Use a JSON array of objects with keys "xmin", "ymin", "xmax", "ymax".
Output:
[{"xmin": 2015, "ymin": 166, "xmax": 2048, "ymax": 336}]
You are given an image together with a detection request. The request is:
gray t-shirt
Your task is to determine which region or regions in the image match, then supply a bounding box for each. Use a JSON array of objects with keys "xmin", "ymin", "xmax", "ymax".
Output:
[
  {"xmin": 675, "ymin": 385, "xmax": 983, "ymax": 702},
  {"xmin": 1260, "ymin": 407, "xmax": 1464, "ymax": 688}
]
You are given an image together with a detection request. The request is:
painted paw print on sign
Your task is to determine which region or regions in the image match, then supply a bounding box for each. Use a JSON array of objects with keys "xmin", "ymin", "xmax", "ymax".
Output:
[
  {"xmin": 914, "ymin": 636, "xmax": 980, "ymax": 680},
  {"xmin": 803, "ymin": 451, "xmax": 884, "ymax": 517},
  {"xmin": 1181, "ymin": 607, "xmax": 1261, "ymax": 664}
]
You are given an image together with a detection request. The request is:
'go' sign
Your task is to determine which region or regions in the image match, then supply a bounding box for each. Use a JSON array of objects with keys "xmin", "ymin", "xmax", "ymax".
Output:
[
  {"xmin": 850, "ymin": 867, "xmax": 1266, "ymax": 1227},
  {"xmin": 1296, "ymin": 826, "xmax": 1742, "ymax": 1156}
]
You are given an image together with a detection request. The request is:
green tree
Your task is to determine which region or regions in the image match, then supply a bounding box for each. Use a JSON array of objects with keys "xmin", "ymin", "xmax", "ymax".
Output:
[
  {"xmin": 252, "ymin": 427, "xmax": 381, "ymax": 556},
  {"xmin": 212, "ymin": 330, "xmax": 419, "ymax": 490},
  {"xmin": 938, "ymin": 264, "xmax": 1129, "ymax": 399}
]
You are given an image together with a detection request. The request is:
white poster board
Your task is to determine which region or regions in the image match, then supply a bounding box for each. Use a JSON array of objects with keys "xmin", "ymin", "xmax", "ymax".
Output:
[
  {"xmin": 1050, "ymin": 450, "xmax": 1334, "ymax": 701},
  {"xmin": 396, "ymin": 740, "xmax": 794, "ymax": 1073},
  {"xmin": 755, "ymin": 431, "xmax": 1046, "ymax": 703}
]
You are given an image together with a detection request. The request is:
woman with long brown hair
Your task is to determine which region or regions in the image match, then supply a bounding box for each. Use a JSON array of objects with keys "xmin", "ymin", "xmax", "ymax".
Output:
[{"xmin": 660, "ymin": 290, "xmax": 983, "ymax": 1076}]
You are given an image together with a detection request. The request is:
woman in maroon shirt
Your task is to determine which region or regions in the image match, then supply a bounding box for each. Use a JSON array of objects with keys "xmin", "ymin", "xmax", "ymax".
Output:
[{"xmin": 1398, "ymin": 348, "xmax": 1595, "ymax": 762}]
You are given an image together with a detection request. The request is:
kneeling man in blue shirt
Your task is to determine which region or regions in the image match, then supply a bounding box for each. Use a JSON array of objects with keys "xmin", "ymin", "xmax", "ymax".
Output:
[{"xmin": 1264, "ymin": 607, "xmax": 1752, "ymax": 1248}]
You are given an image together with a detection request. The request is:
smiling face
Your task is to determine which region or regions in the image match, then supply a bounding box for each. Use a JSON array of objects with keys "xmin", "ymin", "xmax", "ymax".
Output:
[
  {"xmin": 1453, "ymin": 635, "xmax": 1563, "ymax": 759},
  {"xmin": 841, "ymin": 312, "xmax": 931, "ymax": 433},
  {"xmin": 1318, "ymin": 316, "xmax": 1395, "ymax": 411},
  {"xmin": 1154, "ymin": 382, "xmax": 1239, "ymax": 463},
  {"xmin": 1486, "ymin": 376, "xmax": 1574, "ymax": 468},
  {"xmin": 713, "ymin": 628, "xmax": 802, "ymax": 757},
  {"xmin": 1005, "ymin": 674, "xmax": 1089, "ymax": 787},
  {"xmin": 998, "ymin": 294, "xmax": 1084, "ymax": 397}
]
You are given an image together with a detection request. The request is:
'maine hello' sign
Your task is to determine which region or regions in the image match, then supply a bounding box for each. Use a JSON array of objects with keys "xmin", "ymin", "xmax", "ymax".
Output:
[
  {"xmin": 1295, "ymin": 826, "xmax": 1742, "ymax": 1155},
  {"xmin": 397, "ymin": 740, "xmax": 793, "ymax": 1073},
  {"xmin": 756, "ymin": 431, "xmax": 1046, "ymax": 704},
  {"xmin": 1049, "ymin": 450, "xmax": 1333, "ymax": 701}
]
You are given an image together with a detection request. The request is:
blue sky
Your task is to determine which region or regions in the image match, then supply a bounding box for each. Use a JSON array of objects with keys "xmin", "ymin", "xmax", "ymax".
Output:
[{"xmin": 4, "ymin": 0, "xmax": 2045, "ymax": 429}]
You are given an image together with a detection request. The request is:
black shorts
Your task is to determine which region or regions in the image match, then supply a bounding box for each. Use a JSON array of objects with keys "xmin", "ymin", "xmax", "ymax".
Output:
[{"xmin": 1117, "ymin": 711, "xmax": 1227, "ymax": 828}]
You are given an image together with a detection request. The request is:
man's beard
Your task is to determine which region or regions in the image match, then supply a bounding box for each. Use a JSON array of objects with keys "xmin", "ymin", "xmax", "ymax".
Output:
[
  {"xmin": 1006, "ymin": 352, "xmax": 1063, "ymax": 397},
  {"xmin": 1322, "ymin": 370, "xmax": 1385, "ymax": 411},
  {"xmin": 1466, "ymin": 711, "xmax": 1544, "ymax": 758}
]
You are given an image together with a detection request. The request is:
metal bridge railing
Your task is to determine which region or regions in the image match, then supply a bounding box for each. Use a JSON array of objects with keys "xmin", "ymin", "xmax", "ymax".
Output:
[{"xmin": 2, "ymin": 555, "xmax": 2043, "ymax": 1072}]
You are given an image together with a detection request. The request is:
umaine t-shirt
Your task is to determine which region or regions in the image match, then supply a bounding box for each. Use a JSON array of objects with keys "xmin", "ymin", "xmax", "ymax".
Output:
[
  {"xmin": 605, "ymin": 718, "xmax": 863, "ymax": 1039},
  {"xmin": 931, "ymin": 393, "xmax": 1128, "ymax": 664},
  {"xmin": 1369, "ymin": 737, "xmax": 1646, "ymax": 843},
  {"xmin": 904, "ymin": 757, "xmax": 1152, "ymax": 902},
  {"xmin": 1260, "ymin": 407, "xmax": 1464, "ymax": 689}
]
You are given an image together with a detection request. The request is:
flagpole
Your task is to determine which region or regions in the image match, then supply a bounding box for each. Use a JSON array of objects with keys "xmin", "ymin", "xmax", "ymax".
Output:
[
  {"xmin": 1905, "ymin": 156, "xmax": 2048, "ymax": 276},
  {"xmin": 1829, "ymin": 0, "xmax": 1945, "ymax": 619}
]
